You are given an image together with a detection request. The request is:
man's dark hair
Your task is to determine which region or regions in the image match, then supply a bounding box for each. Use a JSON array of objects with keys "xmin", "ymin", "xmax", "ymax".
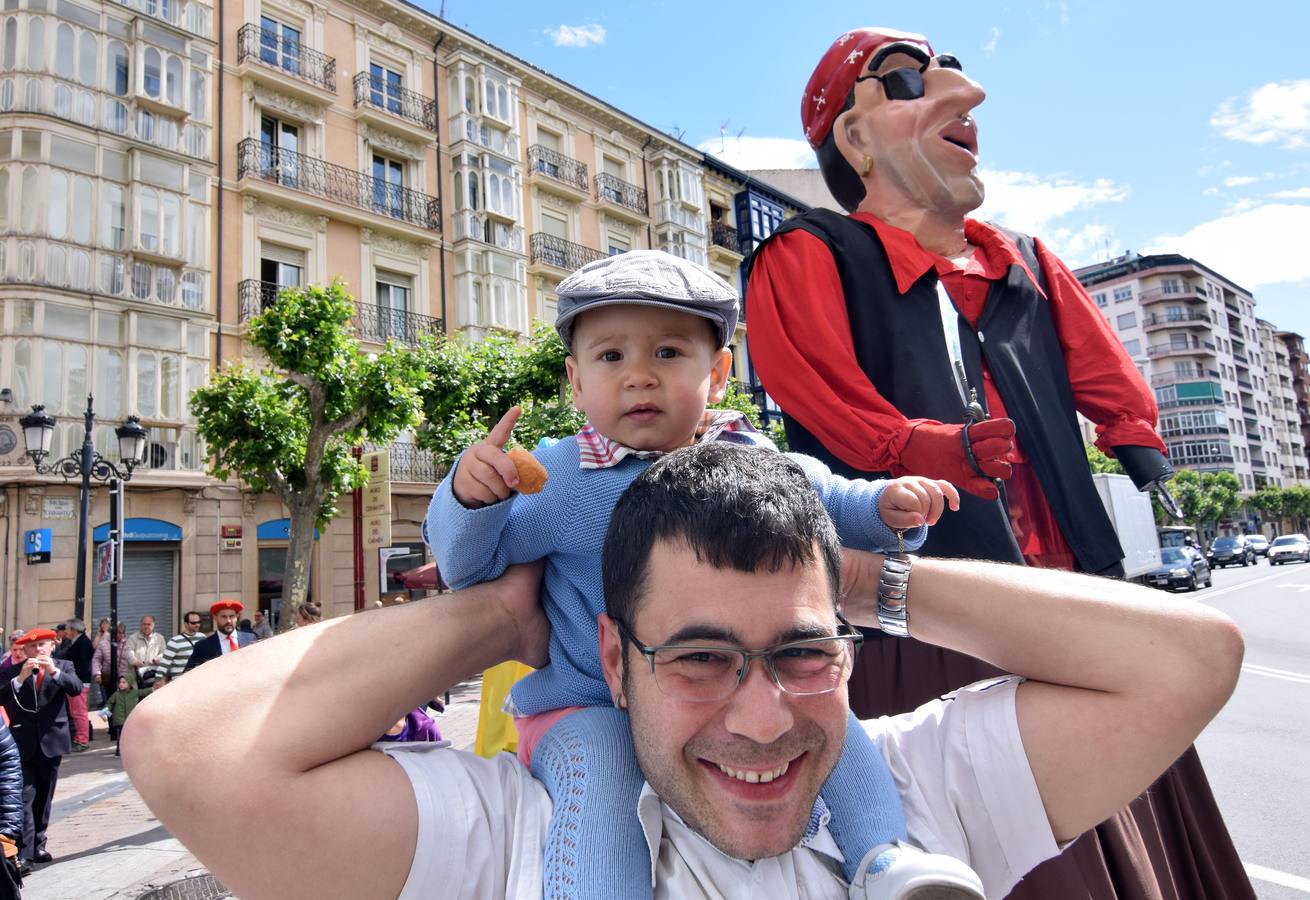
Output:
[
  {"xmin": 602, "ymin": 443, "xmax": 841, "ymax": 633},
  {"xmin": 816, "ymin": 90, "xmax": 864, "ymax": 212}
]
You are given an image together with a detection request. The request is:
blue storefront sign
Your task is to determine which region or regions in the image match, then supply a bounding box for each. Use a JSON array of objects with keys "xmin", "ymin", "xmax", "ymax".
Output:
[{"xmin": 24, "ymin": 528, "xmax": 51, "ymax": 564}]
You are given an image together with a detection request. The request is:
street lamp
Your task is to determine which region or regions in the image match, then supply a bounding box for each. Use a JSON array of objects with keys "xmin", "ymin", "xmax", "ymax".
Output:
[{"xmin": 20, "ymin": 395, "xmax": 149, "ymax": 690}]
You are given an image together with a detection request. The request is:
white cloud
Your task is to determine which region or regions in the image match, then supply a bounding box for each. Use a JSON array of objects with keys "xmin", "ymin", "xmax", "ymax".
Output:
[
  {"xmin": 1211, "ymin": 80, "xmax": 1310, "ymax": 149},
  {"xmin": 545, "ymin": 23, "xmax": 606, "ymax": 48},
  {"xmin": 1145, "ymin": 203, "xmax": 1310, "ymax": 288},
  {"xmin": 983, "ymin": 26, "xmax": 1001, "ymax": 56},
  {"xmin": 1270, "ymin": 187, "xmax": 1310, "ymax": 200},
  {"xmin": 1223, "ymin": 175, "xmax": 1260, "ymax": 187},
  {"xmin": 695, "ymin": 136, "xmax": 818, "ymax": 170},
  {"xmin": 975, "ymin": 167, "xmax": 1129, "ymax": 235}
]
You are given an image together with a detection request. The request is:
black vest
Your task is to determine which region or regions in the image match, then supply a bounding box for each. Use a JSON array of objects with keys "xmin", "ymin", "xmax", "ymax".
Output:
[{"xmin": 749, "ymin": 209, "xmax": 1124, "ymax": 575}]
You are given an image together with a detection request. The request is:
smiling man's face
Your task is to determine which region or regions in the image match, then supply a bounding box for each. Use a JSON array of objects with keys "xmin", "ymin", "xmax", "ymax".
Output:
[
  {"xmin": 838, "ymin": 42, "xmax": 987, "ymax": 219},
  {"xmin": 599, "ymin": 539, "xmax": 849, "ymax": 861}
]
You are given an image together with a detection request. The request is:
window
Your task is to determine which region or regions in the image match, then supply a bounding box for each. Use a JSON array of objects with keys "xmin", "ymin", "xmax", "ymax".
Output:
[
  {"xmin": 1116, "ymin": 312, "xmax": 1136, "ymax": 331},
  {"xmin": 26, "ymin": 18, "xmax": 42, "ymax": 71},
  {"xmin": 19, "ymin": 165, "xmax": 36, "ymax": 233},
  {"xmin": 56, "ymin": 23, "xmax": 75, "ymax": 79},
  {"xmin": 165, "ymin": 55, "xmax": 182, "ymax": 106},
  {"xmin": 143, "ymin": 47, "xmax": 161, "ymax": 98},
  {"xmin": 372, "ymin": 154, "xmax": 404, "ymax": 218},
  {"xmin": 49, "ymin": 171, "xmax": 68, "ymax": 238},
  {"xmin": 1093, "ymin": 292, "xmax": 1107, "ymax": 308},
  {"xmin": 376, "ymin": 271, "xmax": 410, "ymax": 311},
  {"xmin": 1122, "ymin": 338, "xmax": 1141, "ymax": 356},
  {"xmin": 462, "ymin": 76, "xmax": 475, "ymax": 114},
  {"xmin": 260, "ymin": 243, "xmax": 304, "ymax": 294},
  {"xmin": 259, "ymin": 16, "xmax": 301, "ymax": 76},
  {"xmin": 259, "ymin": 116, "xmax": 299, "ymax": 186},
  {"xmin": 369, "ymin": 62, "xmax": 402, "ymax": 114},
  {"xmin": 95, "ymin": 347, "xmax": 123, "ymax": 417},
  {"xmin": 1113, "ymin": 285, "xmax": 1133, "ymax": 303},
  {"xmin": 139, "ymin": 187, "xmax": 160, "ymax": 251},
  {"xmin": 102, "ymin": 182, "xmax": 126, "ymax": 249},
  {"xmin": 536, "ymin": 128, "xmax": 560, "ymax": 153},
  {"xmin": 77, "ymin": 31, "xmax": 95, "ymax": 85},
  {"xmin": 1, "ymin": 19, "xmax": 15, "ymax": 70},
  {"xmin": 106, "ymin": 41, "xmax": 129, "ymax": 95},
  {"xmin": 137, "ymin": 351, "xmax": 157, "ymax": 416},
  {"xmin": 607, "ymin": 231, "xmax": 630, "ymax": 256},
  {"xmin": 162, "ymin": 193, "xmax": 180, "ymax": 256},
  {"xmin": 189, "ymin": 69, "xmax": 207, "ymax": 121},
  {"xmin": 1162, "ymin": 278, "xmax": 1181, "ymax": 295}
]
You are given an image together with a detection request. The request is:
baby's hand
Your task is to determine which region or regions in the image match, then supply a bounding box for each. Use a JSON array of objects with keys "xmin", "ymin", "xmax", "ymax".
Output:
[
  {"xmin": 879, "ymin": 476, "xmax": 961, "ymax": 529},
  {"xmin": 452, "ymin": 407, "xmax": 523, "ymax": 508}
]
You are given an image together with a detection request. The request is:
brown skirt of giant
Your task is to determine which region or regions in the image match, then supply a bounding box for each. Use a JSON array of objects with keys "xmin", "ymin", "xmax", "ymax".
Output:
[{"xmin": 847, "ymin": 635, "xmax": 1255, "ymax": 899}]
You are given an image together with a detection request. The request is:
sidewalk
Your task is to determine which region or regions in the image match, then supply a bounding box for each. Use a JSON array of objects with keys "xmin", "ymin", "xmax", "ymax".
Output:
[{"xmin": 23, "ymin": 675, "xmax": 484, "ymax": 900}]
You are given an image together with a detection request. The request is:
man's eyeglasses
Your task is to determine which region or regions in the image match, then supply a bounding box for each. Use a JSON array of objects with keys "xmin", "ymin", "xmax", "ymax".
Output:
[
  {"xmin": 615, "ymin": 617, "xmax": 863, "ymax": 703},
  {"xmin": 856, "ymin": 54, "xmax": 963, "ymax": 102},
  {"xmin": 185, "ymin": 620, "xmax": 201, "ymax": 627}
]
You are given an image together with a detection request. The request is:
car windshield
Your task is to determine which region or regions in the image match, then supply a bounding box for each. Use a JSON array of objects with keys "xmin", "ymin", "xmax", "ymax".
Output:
[
  {"xmin": 1212, "ymin": 537, "xmax": 1239, "ymax": 548},
  {"xmin": 1272, "ymin": 536, "xmax": 1307, "ymax": 546},
  {"xmin": 1160, "ymin": 548, "xmax": 1187, "ymax": 564}
]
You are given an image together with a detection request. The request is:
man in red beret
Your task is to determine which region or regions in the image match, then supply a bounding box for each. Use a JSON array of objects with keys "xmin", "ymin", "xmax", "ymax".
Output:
[
  {"xmin": 745, "ymin": 26, "xmax": 1249, "ymax": 899},
  {"xmin": 0, "ymin": 628, "xmax": 84, "ymax": 872},
  {"xmin": 184, "ymin": 601, "xmax": 254, "ymax": 672}
]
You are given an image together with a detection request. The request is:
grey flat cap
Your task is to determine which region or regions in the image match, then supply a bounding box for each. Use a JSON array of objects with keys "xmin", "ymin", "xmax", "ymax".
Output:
[{"xmin": 554, "ymin": 250, "xmax": 740, "ymax": 351}]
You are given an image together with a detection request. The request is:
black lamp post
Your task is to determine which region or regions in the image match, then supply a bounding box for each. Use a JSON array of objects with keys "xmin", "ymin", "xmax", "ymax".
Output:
[{"xmin": 20, "ymin": 395, "xmax": 149, "ymax": 690}]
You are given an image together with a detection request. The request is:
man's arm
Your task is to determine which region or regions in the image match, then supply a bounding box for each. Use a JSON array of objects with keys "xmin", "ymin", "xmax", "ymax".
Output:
[
  {"xmin": 123, "ymin": 564, "xmax": 547, "ymax": 900},
  {"xmin": 840, "ymin": 550, "xmax": 1242, "ymax": 842}
]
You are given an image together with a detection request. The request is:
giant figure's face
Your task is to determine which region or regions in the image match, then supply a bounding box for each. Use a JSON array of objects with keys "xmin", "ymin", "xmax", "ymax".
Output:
[
  {"xmin": 838, "ymin": 42, "xmax": 987, "ymax": 219},
  {"xmin": 598, "ymin": 539, "xmax": 850, "ymax": 861}
]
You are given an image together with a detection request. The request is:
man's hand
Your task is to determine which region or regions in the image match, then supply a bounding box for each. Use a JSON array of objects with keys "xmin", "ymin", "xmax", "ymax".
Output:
[
  {"xmin": 899, "ymin": 419, "xmax": 1016, "ymax": 500},
  {"xmin": 36, "ymin": 655, "xmax": 58, "ymax": 676},
  {"xmin": 489, "ymin": 561, "xmax": 549, "ymax": 668},
  {"xmin": 452, "ymin": 407, "xmax": 523, "ymax": 508},
  {"xmin": 18, "ymin": 658, "xmax": 37, "ymax": 681},
  {"xmin": 879, "ymin": 475, "xmax": 961, "ymax": 529}
]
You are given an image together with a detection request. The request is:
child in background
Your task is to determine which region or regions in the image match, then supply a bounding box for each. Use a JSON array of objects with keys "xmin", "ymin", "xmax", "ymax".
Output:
[
  {"xmin": 427, "ymin": 251, "xmax": 980, "ymax": 899},
  {"xmin": 102, "ymin": 674, "xmax": 157, "ymax": 756}
]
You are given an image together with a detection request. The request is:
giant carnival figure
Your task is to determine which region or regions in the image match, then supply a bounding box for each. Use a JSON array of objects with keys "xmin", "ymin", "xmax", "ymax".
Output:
[{"xmin": 745, "ymin": 27, "xmax": 1252, "ymax": 899}]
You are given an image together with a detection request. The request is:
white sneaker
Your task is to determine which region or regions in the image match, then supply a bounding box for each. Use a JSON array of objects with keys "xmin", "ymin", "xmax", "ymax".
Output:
[{"xmin": 849, "ymin": 842, "xmax": 986, "ymax": 900}]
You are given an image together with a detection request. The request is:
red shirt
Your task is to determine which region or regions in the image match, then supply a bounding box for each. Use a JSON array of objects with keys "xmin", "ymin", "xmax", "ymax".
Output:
[{"xmin": 747, "ymin": 214, "xmax": 1165, "ymax": 567}]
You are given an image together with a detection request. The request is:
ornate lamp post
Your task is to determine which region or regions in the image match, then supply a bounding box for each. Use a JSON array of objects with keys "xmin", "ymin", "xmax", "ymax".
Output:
[{"xmin": 20, "ymin": 396, "xmax": 148, "ymax": 687}]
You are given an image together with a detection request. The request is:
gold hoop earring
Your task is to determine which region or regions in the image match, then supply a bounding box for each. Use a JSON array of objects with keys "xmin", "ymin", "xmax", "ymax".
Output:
[{"xmin": 858, "ymin": 155, "xmax": 874, "ymax": 177}]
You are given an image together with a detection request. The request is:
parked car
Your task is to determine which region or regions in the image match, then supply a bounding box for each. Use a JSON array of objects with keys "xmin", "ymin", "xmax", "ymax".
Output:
[
  {"xmin": 1146, "ymin": 546, "xmax": 1212, "ymax": 592},
  {"xmin": 1207, "ymin": 534, "xmax": 1256, "ymax": 568},
  {"xmin": 1268, "ymin": 534, "xmax": 1310, "ymax": 565},
  {"xmin": 1246, "ymin": 534, "xmax": 1270, "ymax": 557}
]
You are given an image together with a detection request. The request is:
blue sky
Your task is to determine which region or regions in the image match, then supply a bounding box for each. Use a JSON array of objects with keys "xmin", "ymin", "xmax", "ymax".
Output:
[{"xmin": 421, "ymin": 0, "xmax": 1310, "ymax": 335}]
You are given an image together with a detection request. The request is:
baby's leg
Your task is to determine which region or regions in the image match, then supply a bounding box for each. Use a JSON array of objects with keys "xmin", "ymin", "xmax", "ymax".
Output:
[
  {"xmin": 822, "ymin": 710, "xmax": 907, "ymax": 882},
  {"xmin": 531, "ymin": 707, "xmax": 652, "ymax": 900}
]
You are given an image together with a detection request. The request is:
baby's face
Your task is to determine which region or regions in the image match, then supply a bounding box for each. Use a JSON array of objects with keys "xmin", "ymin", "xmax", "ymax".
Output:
[{"xmin": 566, "ymin": 305, "xmax": 732, "ymax": 452}]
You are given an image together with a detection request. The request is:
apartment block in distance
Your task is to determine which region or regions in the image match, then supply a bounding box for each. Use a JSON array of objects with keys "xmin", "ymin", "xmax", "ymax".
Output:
[{"xmin": 1076, "ymin": 252, "xmax": 1285, "ymax": 493}]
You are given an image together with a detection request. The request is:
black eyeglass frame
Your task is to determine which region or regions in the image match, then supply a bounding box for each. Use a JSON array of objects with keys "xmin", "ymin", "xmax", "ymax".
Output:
[
  {"xmin": 855, "ymin": 53, "xmax": 963, "ymax": 102},
  {"xmin": 614, "ymin": 612, "xmax": 864, "ymax": 702}
]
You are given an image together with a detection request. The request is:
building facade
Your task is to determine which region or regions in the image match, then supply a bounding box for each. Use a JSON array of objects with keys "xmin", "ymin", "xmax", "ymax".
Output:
[
  {"xmin": 1258, "ymin": 320, "xmax": 1309, "ymax": 485},
  {"xmin": 1076, "ymin": 253, "xmax": 1290, "ymax": 493}
]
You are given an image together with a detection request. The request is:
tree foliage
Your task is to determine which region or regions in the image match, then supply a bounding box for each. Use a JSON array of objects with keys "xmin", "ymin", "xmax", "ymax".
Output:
[
  {"xmin": 1085, "ymin": 444, "xmax": 1125, "ymax": 476},
  {"xmin": 415, "ymin": 324, "xmax": 779, "ymax": 467},
  {"xmin": 1167, "ymin": 468, "xmax": 1242, "ymax": 530},
  {"xmin": 192, "ymin": 280, "xmax": 429, "ymax": 612}
]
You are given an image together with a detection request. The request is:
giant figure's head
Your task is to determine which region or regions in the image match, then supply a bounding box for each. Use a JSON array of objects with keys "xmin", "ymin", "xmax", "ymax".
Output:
[{"xmin": 804, "ymin": 28, "xmax": 986, "ymax": 218}]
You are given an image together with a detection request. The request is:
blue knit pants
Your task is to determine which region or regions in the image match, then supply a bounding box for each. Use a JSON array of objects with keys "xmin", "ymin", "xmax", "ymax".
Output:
[{"xmin": 531, "ymin": 707, "xmax": 907, "ymax": 897}]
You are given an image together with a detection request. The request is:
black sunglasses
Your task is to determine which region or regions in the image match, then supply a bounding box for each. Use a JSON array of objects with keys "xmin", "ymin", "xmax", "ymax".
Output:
[{"xmin": 856, "ymin": 54, "xmax": 963, "ymax": 101}]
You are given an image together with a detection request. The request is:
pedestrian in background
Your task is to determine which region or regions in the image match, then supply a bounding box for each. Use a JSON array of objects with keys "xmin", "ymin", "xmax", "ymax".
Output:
[
  {"xmin": 87, "ymin": 620, "xmax": 110, "ymax": 708},
  {"xmin": 122, "ymin": 617, "xmax": 166, "ymax": 685},
  {"xmin": 60, "ymin": 621, "xmax": 94, "ymax": 752},
  {"xmin": 3, "ymin": 635, "xmax": 22, "ymax": 669},
  {"xmin": 250, "ymin": 610, "xmax": 273, "ymax": 641},
  {"xmin": 293, "ymin": 603, "xmax": 321, "ymax": 628},
  {"xmin": 159, "ymin": 612, "xmax": 203, "ymax": 679},
  {"xmin": 103, "ymin": 675, "xmax": 154, "ymax": 756},
  {"xmin": 91, "ymin": 622, "xmax": 128, "ymax": 692},
  {"xmin": 184, "ymin": 601, "xmax": 253, "ymax": 671}
]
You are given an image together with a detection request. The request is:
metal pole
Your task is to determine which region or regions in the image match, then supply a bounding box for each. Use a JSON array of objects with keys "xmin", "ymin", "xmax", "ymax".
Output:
[
  {"xmin": 73, "ymin": 394, "xmax": 95, "ymax": 622},
  {"xmin": 108, "ymin": 476, "xmax": 120, "ymax": 691},
  {"xmin": 352, "ymin": 447, "xmax": 364, "ymax": 611}
]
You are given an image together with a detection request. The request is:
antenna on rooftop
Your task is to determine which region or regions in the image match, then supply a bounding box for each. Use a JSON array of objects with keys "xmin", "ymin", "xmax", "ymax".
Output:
[
  {"xmin": 670, "ymin": 123, "xmax": 687, "ymax": 141},
  {"xmin": 719, "ymin": 121, "xmax": 732, "ymax": 153}
]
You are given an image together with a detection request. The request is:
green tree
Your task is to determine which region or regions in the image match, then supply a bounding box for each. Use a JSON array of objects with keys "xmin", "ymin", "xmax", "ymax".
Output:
[
  {"xmin": 192, "ymin": 280, "xmax": 429, "ymax": 614},
  {"xmin": 1283, "ymin": 485, "xmax": 1310, "ymax": 533},
  {"xmin": 1085, "ymin": 444, "xmax": 1125, "ymax": 476},
  {"xmin": 1166, "ymin": 468, "xmax": 1243, "ymax": 532},
  {"xmin": 416, "ymin": 324, "xmax": 584, "ymax": 467},
  {"xmin": 1251, "ymin": 484, "xmax": 1286, "ymax": 532}
]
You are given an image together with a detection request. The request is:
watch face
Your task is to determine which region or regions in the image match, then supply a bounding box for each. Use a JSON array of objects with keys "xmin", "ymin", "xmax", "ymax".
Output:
[{"xmin": 0, "ymin": 425, "xmax": 15, "ymax": 456}]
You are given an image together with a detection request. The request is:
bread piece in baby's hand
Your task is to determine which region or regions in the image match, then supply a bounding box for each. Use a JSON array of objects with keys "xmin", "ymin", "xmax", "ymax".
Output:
[{"xmin": 507, "ymin": 447, "xmax": 548, "ymax": 494}]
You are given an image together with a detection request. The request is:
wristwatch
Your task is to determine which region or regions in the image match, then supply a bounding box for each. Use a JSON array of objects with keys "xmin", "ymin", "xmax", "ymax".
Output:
[{"xmin": 877, "ymin": 530, "xmax": 914, "ymax": 638}]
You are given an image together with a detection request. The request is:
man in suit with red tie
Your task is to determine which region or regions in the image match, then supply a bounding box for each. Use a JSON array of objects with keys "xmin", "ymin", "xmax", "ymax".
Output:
[
  {"xmin": 0, "ymin": 628, "xmax": 83, "ymax": 873},
  {"xmin": 184, "ymin": 601, "xmax": 255, "ymax": 672}
]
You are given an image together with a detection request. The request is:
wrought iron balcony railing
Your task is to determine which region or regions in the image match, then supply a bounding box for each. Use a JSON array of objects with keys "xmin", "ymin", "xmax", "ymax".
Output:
[
  {"xmin": 237, "ymin": 139, "xmax": 440, "ymax": 231},
  {"xmin": 375, "ymin": 442, "xmax": 443, "ymax": 483},
  {"xmin": 352, "ymin": 73, "xmax": 436, "ymax": 132},
  {"xmin": 356, "ymin": 303, "xmax": 444, "ymax": 346},
  {"xmin": 239, "ymin": 280, "xmax": 444, "ymax": 345},
  {"xmin": 527, "ymin": 145, "xmax": 588, "ymax": 193},
  {"xmin": 237, "ymin": 23, "xmax": 336, "ymax": 94},
  {"xmin": 529, "ymin": 233, "xmax": 605, "ymax": 272},
  {"xmin": 595, "ymin": 173, "xmax": 648, "ymax": 216},
  {"xmin": 710, "ymin": 221, "xmax": 742, "ymax": 254}
]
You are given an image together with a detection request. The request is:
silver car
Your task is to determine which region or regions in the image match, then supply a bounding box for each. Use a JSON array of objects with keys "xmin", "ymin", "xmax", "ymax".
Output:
[{"xmin": 1269, "ymin": 534, "xmax": 1310, "ymax": 565}]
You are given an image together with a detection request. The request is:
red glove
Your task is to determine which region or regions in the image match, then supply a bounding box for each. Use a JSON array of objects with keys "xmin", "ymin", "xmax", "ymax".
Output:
[{"xmin": 898, "ymin": 419, "xmax": 1016, "ymax": 500}]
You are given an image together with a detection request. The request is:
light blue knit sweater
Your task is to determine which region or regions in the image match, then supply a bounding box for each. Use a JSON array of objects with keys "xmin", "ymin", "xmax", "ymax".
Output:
[{"xmin": 426, "ymin": 432, "xmax": 924, "ymax": 716}]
